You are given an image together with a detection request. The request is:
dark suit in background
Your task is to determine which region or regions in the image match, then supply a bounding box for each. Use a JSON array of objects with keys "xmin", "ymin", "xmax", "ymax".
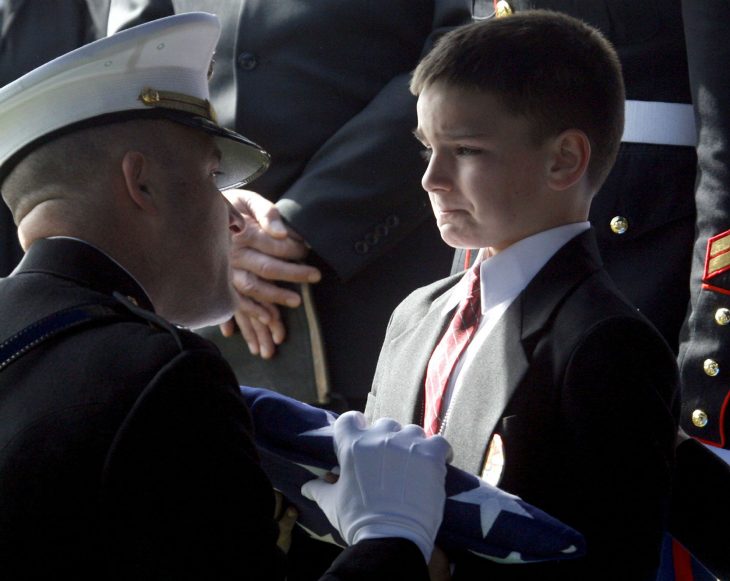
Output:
[
  {"xmin": 108, "ymin": 0, "xmax": 471, "ymax": 411},
  {"xmin": 668, "ymin": 3, "xmax": 730, "ymax": 577},
  {"xmin": 0, "ymin": 0, "xmax": 106, "ymax": 276},
  {"xmin": 367, "ymin": 230, "xmax": 679, "ymax": 580}
]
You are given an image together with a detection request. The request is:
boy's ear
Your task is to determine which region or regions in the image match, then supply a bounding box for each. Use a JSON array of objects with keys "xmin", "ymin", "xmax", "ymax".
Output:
[
  {"xmin": 546, "ymin": 129, "xmax": 590, "ymax": 191},
  {"xmin": 120, "ymin": 150, "xmax": 158, "ymax": 214}
]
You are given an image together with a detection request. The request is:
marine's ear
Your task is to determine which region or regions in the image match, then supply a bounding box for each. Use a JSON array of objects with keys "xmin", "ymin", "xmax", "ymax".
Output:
[
  {"xmin": 546, "ymin": 129, "xmax": 590, "ymax": 191},
  {"xmin": 120, "ymin": 150, "xmax": 158, "ymax": 214}
]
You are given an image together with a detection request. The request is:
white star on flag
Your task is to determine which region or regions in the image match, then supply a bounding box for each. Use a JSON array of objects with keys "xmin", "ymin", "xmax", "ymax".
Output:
[
  {"xmin": 468, "ymin": 549, "xmax": 525, "ymax": 564},
  {"xmin": 300, "ymin": 414, "xmax": 336, "ymax": 437},
  {"xmin": 297, "ymin": 522, "xmax": 346, "ymax": 547},
  {"xmin": 450, "ymin": 480, "xmax": 532, "ymax": 537},
  {"xmin": 293, "ymin": 462, "xmax": 331, "ymax": 478}
]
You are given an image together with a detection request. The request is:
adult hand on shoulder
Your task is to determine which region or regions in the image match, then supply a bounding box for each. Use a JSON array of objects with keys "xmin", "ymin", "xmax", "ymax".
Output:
[
  {"xmin": 220, "ymin": 189, "xmax": 322, "ymax": 357},
  {"xmin": 301, "ymin": 412, "xmax": 452, "ymax": 562}
]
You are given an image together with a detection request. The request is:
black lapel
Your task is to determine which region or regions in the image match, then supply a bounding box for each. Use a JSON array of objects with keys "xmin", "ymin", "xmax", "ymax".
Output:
[{"xmin": 519, "ymin": 229, "xmax": 604, "ymax": 341}]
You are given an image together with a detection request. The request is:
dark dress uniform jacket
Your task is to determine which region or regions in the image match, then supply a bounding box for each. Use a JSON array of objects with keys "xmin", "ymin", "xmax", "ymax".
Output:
[
  {"xmin": 366, "ymin": 230, "xmax": 679, "ymax": 580},
  {"xmin": 678, "ymin": 0, "xmax": 730, "ymax": 449},
  {"xmin": 0, "ymin": 238, "xmax": 428, "ymax": 580},
  {"xmin": 108, "ymin": 0, "xmax": 471, "ymax": 408}
]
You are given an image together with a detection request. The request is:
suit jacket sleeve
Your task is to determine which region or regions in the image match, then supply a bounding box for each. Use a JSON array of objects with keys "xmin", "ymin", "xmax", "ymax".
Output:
[
  {"xmin": 274, "ymin": 0, "xmax": 470, "ymax": 282},
  {"xmin": 678, "ymin": 0, "xmax": 730, "ymax": 449}
]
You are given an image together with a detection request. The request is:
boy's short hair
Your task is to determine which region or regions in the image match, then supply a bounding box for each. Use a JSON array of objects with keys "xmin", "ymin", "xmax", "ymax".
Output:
[{"xmin": 411, "ymin": 10, "xmax": 624, "ymax": 190}]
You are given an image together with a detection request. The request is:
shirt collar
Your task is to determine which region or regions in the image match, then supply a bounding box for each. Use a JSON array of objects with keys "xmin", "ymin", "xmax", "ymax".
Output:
[{"xmin": 444, "ymin": 222, "xmax": 590, "ymax": 316}]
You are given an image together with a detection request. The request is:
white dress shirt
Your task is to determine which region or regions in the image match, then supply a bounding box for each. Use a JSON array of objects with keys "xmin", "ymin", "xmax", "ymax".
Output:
[{"xmin": 438, "ymin": 222, "xmax": 591, "ymax": 419}]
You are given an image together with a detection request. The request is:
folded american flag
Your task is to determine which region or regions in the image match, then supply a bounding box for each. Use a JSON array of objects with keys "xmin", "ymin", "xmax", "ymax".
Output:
[{"xmin": 240, "ymin": 386, "xmax": 585, "ymax": 564}]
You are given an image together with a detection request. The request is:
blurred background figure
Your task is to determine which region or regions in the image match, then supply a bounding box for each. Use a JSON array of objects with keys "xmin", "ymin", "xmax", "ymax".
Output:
[{"xmin": 0, "ymin": 0, "xmax": 107, "ymax": 277}]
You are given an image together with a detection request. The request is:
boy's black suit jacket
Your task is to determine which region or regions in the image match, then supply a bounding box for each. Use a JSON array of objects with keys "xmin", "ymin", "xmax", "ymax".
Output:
[{"xmin": 366, "ymin": 229, "xmax": 679, "ymax": 580}]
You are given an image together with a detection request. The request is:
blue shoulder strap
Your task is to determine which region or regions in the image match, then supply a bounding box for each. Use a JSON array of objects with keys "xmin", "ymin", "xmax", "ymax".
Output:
[{"xmin": 0, "ymin": 303, "xmax": 123, "ymax": 371}]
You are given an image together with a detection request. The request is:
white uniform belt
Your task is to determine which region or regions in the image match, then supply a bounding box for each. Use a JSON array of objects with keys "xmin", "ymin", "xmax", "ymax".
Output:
[{"xmin": 622, "ymin": 100, "xmax": 696, "ymax": 147}]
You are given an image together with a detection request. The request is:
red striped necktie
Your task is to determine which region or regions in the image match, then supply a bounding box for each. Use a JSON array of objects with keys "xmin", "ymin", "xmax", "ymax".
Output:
[{"xmin": 423, "ymin": 264, "xmax": 482, "ymax": 436}]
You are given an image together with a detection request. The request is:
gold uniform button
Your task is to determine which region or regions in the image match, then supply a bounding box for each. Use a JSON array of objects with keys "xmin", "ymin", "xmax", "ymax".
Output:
[
  {"xmin": 692, "ymin": 409, "xmax": 709, "ymax": 428},
  {"xmin": 703, "ymin": 358, "xmax": 720, "ymax": 376},
  {"xmin": 126, "ymin": 295, "xmax": 139, "ymax": 307},
  {"xmin": 610, "ymin": 216, "xmax": 629, "ymax": 234},
  {"xmin": 495, "ymin": 1, "xmax": 513, "ymax": 17},
  {"xmin": 715, "ymin": 308, "xmax": 730, "ymax": 325}
]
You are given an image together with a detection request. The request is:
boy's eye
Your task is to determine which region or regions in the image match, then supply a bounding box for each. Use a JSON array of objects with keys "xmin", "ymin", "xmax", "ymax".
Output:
[{"xmin": 455, "ymin": 146, "xmax": 480, "ymax": 156}]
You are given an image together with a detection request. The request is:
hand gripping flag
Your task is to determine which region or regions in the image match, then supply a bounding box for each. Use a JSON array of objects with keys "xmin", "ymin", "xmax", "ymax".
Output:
[{"xmin": 240, "ymin": 386, "xmax": 585, "ymax": 563}]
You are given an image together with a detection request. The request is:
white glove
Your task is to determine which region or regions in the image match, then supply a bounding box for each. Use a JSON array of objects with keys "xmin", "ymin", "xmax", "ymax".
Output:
[{"xmin": 301, "ymin": 411, "xmax": 452, "ymax": 561}]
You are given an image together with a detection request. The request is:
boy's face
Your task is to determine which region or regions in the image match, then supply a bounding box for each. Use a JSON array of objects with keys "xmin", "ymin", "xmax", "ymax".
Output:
[{"xmin": 415, "ymin": 82, "xmax": 557, "ymax": 252}]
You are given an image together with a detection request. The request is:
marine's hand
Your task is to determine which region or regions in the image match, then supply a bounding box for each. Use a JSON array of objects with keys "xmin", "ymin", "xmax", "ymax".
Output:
[{"xmin": 301, "ymin": 412, "xmax": 452, "ymax": 561}]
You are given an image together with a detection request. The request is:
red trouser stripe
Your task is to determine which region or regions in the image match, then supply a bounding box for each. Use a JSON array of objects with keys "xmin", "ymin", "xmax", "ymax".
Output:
[{"xmin": 672, "ymin": 539, "xmax": 694, "ymax": 581}]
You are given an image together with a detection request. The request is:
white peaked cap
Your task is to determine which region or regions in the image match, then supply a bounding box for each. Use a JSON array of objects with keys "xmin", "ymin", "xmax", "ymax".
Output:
[{"xmin": 0, "ymin": 12, "xmax": 270, "ymax": 190}]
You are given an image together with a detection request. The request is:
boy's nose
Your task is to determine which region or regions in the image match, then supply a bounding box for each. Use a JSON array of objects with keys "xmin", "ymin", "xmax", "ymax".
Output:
[{"xmin": 421, "ymin": 156, "xmax": 452, "ymax": 193}]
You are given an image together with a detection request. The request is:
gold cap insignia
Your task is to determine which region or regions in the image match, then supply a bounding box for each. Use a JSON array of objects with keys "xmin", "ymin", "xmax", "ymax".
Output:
[{"xmin": 139, "ymin": 87, "xmax": 217, "ymax": 123}]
